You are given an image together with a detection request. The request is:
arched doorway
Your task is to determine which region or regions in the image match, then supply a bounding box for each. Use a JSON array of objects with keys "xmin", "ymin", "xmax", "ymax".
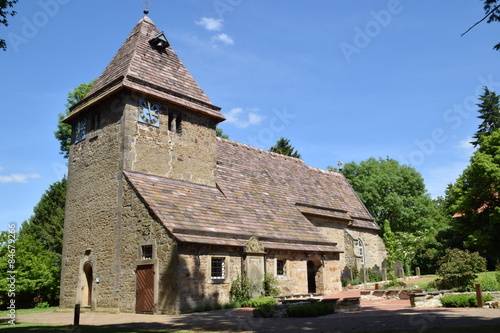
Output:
[
  {"xmin": 82, "ymin": 262, "xmax": 93, "ymax": 307},
  {"xmin": 307, "ymin": 260, "xmax": 316, "ymax": 293}
]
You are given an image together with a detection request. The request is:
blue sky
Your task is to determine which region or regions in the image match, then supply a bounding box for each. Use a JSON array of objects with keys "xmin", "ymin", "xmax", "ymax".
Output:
[{"xmin": 1, "ymin": 0, "xmax": 499, "ymax": 232}]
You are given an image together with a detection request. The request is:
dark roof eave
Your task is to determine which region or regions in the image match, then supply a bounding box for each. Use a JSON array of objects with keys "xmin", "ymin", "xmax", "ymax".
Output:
[{"xmin": 64, "ymin": 75, "xmax": 225, "ymax": 124}]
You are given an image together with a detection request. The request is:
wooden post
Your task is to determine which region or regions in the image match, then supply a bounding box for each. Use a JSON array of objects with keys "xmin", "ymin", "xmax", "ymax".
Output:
[
  {"xmin": 475, "ymin": 284, "xmax": 483, "ymax": 308},
  {"xmin": 73, "ymin": 303, "xmax": 80, "ymax": 326}
]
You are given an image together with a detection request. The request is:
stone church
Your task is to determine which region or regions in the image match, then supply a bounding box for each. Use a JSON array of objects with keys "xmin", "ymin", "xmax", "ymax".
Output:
[{"xmin": 59, "ymin": 15, "xmax": 386, "ymax": 314}]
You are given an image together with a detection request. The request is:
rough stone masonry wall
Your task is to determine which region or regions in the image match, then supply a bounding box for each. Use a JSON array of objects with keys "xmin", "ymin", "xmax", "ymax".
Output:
[
  {"xmin": 309, "ymin": 216, "xmax": 386, "ymax": 271},
  {"xmin": 118, "ymin": 180, "xmax": 177, "ymax": 313},
  {"xmin": 345, "ymin": 227, "xmax": 386, "ymax": 270},
  {"xmin": 266, "ymin": 251, "xmax": 342, "ymax": 296},
  {"xmin": 60, "ymin": 96, "xmax": 125, "ymax": 309},
  {"xmin": 122, "ymin": 93, "xmax": 218, "ymax": 187},
  {"xmin": 173, "ymin": 244, "xmax": 243, "ymax": 313}
]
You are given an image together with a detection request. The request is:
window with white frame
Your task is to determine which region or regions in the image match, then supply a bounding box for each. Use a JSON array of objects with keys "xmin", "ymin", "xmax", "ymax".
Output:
[
  {"xmin": 141, "ymin": 244, "xmax": 153, "ymax": 260},
  {"xmin": 276, "ymin": 259, "xmax": 286, "ymax": 276},
  {"xmin": 211, "ymin": 257, "xmax": 225, "ymax": 279},
  {"xmin": 357, "ymin": 239, "xmax": 365, "ymax": 265}
]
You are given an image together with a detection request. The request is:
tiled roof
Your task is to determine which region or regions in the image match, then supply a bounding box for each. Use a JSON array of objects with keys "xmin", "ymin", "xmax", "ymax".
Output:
[
  {"xmin": 124, "ymin": 139, "xmax": 380, "ymax": 252},
  {"xmin": 66, "ymin": 16, "xmax": 224, "ymax": 123}
]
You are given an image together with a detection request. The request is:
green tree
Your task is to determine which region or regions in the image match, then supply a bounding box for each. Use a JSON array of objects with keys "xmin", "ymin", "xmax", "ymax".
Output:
[
  {"xmin": 483, "ymin": 0, "xmax": 500, "ymax": 50},
  {"xmin": 269, "ymin": 137, "xmax": 301, "ymax": 159},
  {"xmin": 446, "ymin": 128, "xmax": 500, "ymax": 266},
  {"xmin": 54, "ymin": 80, "xmax": 96, "ymax": 158},
  {"xmin": 333, "ymin": 157, "xmax": 448, "ymax": 273},
  {"xmin": 20, "ymin": 178, "xmax": 66, "ymax": 254},
  {"xmin": 471, "ymin": 87, "xmax": 500, "ymax": 147},
  {"xmin": 0, "ymin": 0, "xmax": 18, "ymax": 51},
  {"xmin": 0, "ymin": 178, "xmax": 66, "ymax": 307},
  {"xmin": 336, "ymin": 157, "xmax": 444, "ymax": 234},
  {"xmin": 216, "ymin": 126, "xmax": 229, "ymax": 139},
  {"xmin": 434, "ymin": 248, "xmax": 487, "ymax": 291}
]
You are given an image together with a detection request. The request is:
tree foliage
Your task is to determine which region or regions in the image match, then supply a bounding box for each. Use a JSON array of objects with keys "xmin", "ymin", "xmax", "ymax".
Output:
[
  {"xmin": 0, "ymin": 0, "xmax": 18, "ymax": 51},
  {"xmin": 445, "ymin": 128, "xmax": 500, "ymax": 265},
  {"xmin": 333, "ymin": 157, "xmax": 448, "ymax": 273},
  {"xmin": 54, "ymin": 80, "xmax": 96, "ymax": 158},
  {"xmin": 434, "ymin": 248, "xmax": 487, "ymax": 291},
  {"xmin": 483, "ymin": 0, "xmax": 500, "ymax": 50},
  {"xmin": 0, "ymin": 178, "xmax": 66, "ymax": 307},
  {"xmin": 269, "ymin": 137, "xmax": 301, "ymax": 159},
  {"xmin": 216, "ymin": 126, "xmax": 229, "ymax": 139},
  {"xmin": 338, "ymin": 157, "xmax": 445, "ymax": 234},
  {"xmin": 470, "ymin": 87, "xmax": 500, "ymax": 147}
]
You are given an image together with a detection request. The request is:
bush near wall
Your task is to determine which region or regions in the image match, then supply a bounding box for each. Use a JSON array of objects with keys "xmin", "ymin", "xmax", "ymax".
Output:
[
  {"xmin": 440, "ymin": 294, "xmax": 493, "ymax": 308},
  {"xmin": 286, "ymin": 302, "xmax": 334, "ymax": 317}
]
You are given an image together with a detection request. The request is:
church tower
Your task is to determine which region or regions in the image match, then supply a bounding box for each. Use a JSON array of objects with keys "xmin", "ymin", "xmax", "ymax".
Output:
[{"xmin": 59, "ymin": 15, "xmax": 224, "ymax": 310}]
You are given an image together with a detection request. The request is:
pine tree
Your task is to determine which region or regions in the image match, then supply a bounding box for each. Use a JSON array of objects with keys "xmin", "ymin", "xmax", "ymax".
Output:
[
  {"xmin": 471, "ymin": 87, "xmax": 500, "ymax": 147},
  {"xmin": 269, "ymin": 137, "xmax": 301, "ymax": 159}
]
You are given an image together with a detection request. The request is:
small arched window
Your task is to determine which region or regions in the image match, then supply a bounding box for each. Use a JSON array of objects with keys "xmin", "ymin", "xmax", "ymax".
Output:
[{"xmin": 357, "ymin": 239, "xmax": 365, "ymax": 266}]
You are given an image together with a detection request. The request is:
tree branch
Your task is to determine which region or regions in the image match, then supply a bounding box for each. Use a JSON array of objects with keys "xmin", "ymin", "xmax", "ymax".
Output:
[{"xmin": 461, "ymin": 4, "xmax": 500, "ymax": 37}]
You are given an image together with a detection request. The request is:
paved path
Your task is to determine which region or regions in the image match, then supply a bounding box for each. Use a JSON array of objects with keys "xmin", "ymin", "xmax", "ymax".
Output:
[
  {"xmin": 15, "ymin": 281, "xmax": 500, "ymax": 332},
  {"xmin": 15, "ymin": 306, "xmax": 500, "ymax": 332}
]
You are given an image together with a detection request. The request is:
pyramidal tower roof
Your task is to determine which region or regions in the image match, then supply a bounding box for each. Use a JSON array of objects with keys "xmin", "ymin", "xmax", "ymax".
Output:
[{"xmin": 67, "ymin": 16, "xmax": 224, "ymax": 122}]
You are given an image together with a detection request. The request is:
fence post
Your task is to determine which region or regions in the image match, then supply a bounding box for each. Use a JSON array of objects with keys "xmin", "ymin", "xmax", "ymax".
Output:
[
  {"xmin": 73, "ymin": 303, "xmax": 80, "ymax": 326},
  {"xmin": 475, "ymin": 284, "xmax": 483, "ymax": 308}
]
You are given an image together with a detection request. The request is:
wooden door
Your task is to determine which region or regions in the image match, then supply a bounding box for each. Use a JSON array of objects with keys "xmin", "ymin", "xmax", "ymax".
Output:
[{"xmin": 136, "ymin": 264, "xmax": 154, "ymax": 313}]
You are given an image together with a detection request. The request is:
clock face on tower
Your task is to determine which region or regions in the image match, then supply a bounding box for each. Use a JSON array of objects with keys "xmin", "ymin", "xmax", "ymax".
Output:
[
  {"xmin": 138, "ymin": 99, "xmax": 160, "ymax": 127},
  {"xmin": 75, "ymin": 118, "xmax": 86, "ymax": 143}
]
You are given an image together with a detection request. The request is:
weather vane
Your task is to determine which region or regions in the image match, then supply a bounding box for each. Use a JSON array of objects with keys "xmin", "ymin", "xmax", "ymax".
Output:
[{"xmin": 140, "ymin": 0, "xmax": 153, "ymax": 15}]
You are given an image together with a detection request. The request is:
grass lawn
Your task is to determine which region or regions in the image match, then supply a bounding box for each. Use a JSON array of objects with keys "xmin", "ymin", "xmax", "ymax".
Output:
[
  {"xmin": 478, "ymin": 271, "xmax": 498, "ymax": 279},
  {"xmin": 0, "ymin": 307, "xmax": 58, "ymax": 317},
  {"xmin": 405, "ymin": 275, "xmax": 437, "ymax": 290}
]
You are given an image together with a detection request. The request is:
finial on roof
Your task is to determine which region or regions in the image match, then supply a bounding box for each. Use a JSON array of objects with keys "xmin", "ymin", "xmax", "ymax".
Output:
[{"xmin": 141, "ymin": 0, "xmax": 152, "ymax": 16}]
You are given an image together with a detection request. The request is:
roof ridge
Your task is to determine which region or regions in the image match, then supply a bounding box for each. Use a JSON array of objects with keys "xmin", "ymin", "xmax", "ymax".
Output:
[{"xmin": 216, "ymin": 137, "xmax": 305, "ymax": 164}]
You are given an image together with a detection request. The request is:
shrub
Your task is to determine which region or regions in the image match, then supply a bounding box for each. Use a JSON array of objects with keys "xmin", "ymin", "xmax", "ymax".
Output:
[
  {"xmin": 350, "ymin": 278, "xmax": 362, "ymax": 286},
  {"xmin": 440, "ymin": 294, "xmax": 493, "ymax": 308},
  {"xmin": 382, "ymin": 280, "xmax": 406, "ymax": 289},
  {"xmin": 496, "ymin": 262, "xmax": 500, "ymax": 284},
  {"xmin": 230, "ymin": 273, "xmax": 254, "ymax": 305},
  {"xmin": 262, "ymin": 273, "xmax": 280, "ymax": 297},
  {"xmin": 286, "ymin": 302, "xmax": 334, "ymax": 317},
  {"xmin": 34, "ymin": 301, "xmax": 50, "ymax": 309},
  {"xmin": 244, "ymin": 297, "xmax": 276, "ymax": 308},
  {"xmin": 434, "ymin": 249, "xmax": 487, "ymax": 291},
  {"xmin": 251, "ymin": 298, "xmax": 277, "ymax": 317},
  {"xmin": 477, "ymin": 275, "xmax": 500, "ymax": 291},
  {"xmin": 368, "ymin": 268, "xmax": 382, "ymax": 282},
  {"xmin": 253, "ymin": 302, "xmax": 276, "ymax": 318}
]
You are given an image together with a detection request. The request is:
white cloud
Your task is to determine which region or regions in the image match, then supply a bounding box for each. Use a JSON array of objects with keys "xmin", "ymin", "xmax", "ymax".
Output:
[
  {"xmin": 455, "ymin": 137, "xmax": 474, "ymax": 150},
  {"xmin": 224, "ymin": 107, "xmax": 263, "ymax": 128},
  {"xmin": 0, "ymin": 173, "xmax": 41, "ymax": 183},
  {"xmin": 195, "ymin": 17, "xmax": 223, "ymax": 31},
  {"xmin": 213, "ymin": 33, "xmax": 234, "ymax": 45}
]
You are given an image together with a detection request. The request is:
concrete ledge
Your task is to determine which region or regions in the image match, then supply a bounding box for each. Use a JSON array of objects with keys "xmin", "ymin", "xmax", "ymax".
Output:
[{"xmin": 361, "ymin": 289, "xmax": 424, "ymax": 300}]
